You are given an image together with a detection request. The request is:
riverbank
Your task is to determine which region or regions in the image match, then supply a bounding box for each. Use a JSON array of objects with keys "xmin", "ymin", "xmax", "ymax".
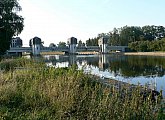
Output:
[
  {"xmin": 41, "ymin": 51, "xmax": 65, "ymax": 55},
  {"xmin": 124, "ymin": 52, "xmax": 165, "ymax": 56},
  {"xmin": 78, "ymin": 51, "xmax": 99, "ymax": 55},
  {"xmin": 41, "ymin": 51, "xmax": 99, "ymax": 55},
  {"xmin": 0, "ymin": 58, "xmax": 164, "ymax": 119}
]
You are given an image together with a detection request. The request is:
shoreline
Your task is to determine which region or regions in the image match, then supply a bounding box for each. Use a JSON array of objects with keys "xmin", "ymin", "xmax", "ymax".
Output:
[
  {"xmin": 41, "ymin": 51, "xmax": 99, "ymax": 55},
  {"xmin": 124, "ymin": 52, "xmax": 165, "ymax": 56},
  {"xmin": 92, "ymin": 75, "xmax": 165, "ymax": 109},
  {"xmin": 41, "ymin": 51, "xmax": 165, "ymax": 56},
  {"xmin": 41, "ymin": 51, "xmax": 65, "ymax": 55}
]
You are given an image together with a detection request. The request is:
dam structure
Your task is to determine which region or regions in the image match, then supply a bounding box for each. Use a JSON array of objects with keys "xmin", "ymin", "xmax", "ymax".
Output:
[{"xmin": 7, "ymin": 37, "xmax": 128, "ymax": 55}]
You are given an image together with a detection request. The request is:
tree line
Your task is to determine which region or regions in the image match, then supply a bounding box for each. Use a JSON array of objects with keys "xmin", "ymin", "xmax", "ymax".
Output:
[
  {"xmin": 51, "ymin": 25, "xmax": 165, "ymax": 52},
  {"xmin": 52, "ymin": 25, "xmax": 165, "ymax": 52},
  {"xmin": 1, "ymin": 0, "xmax": 165, "ymax": 54},
  {"xmin": 86, "ymin": 25, "xmax": 165, "ymax": 52},
  {"xmin": 129, "ymin": 38, "xmax": 165, "ymax": 52}
]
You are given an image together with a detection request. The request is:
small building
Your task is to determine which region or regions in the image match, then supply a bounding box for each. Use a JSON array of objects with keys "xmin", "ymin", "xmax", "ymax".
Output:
[
  {"xmin": 10, "ymin": 37, "xmax": 22, "ymax": 48},
  {"xmin": 67, "ymin": 37, "xmax": 77, "ymax": 45},
  {"xmin": 67, "ymin": 37, "xmax": 77, "ymax": 54},
  {"xmin": 29, "ymin": 37, "xmax": 42, "ymax": 55},
  {"xmin": 98, "ymin": 37, "xmax": 109, "ymax": 54}
]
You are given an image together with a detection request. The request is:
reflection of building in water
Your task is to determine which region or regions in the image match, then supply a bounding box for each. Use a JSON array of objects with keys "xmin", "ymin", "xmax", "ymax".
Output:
[
  {"xmin": 68, "ymin": 55, "xmax": 77, "ymax": 66},
  {"xmin": 99, "ymin": 54, "xmax": 109, "ymax": 70},
  {"xmin": 50, "ymin": 56, "xmax": 57, "ymax": 66},
  {"xmin": 44, "ymin": 55, "xmax": 77, "ymax": 67}
]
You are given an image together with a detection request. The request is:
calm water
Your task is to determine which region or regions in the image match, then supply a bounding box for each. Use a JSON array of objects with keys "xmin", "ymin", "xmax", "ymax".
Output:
[{"xmin": 42, "ymin": 54, "xmax": 165, "ymax": 96}]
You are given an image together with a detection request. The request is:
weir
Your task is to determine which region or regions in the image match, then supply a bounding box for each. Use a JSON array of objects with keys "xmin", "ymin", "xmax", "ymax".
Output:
[{"xmin": 7, "ymin": 36, "xmax": 128, "ymax": 55}]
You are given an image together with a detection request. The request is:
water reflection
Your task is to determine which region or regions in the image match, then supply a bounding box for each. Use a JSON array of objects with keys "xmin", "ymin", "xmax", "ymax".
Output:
[
  {"xmin": 43, "ymin": 54, "xmax": 165, "ymax": 77},
  {"xmin": 99, "ymin": 54, "xmax": 109, "ymax": 71},
  {"xmin": 43, "ymin": 54, "xmax": 165, "ymax": 96}
]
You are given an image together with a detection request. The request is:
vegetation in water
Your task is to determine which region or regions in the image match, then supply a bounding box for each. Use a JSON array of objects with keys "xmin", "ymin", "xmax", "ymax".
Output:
[{"xmin": 0, "ymin": 58, "xmax": 164, "ymax": 119}]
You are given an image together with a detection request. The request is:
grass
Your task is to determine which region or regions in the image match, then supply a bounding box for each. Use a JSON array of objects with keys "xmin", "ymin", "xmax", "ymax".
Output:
[{"xmin": 0, "ymin": 58, "xmax": 165, "ymax": 119}]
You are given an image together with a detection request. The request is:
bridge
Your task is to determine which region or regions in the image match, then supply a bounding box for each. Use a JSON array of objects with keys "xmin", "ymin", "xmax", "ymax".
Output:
[
  {"xmin": 8, "ymin": 47, "xmax": 32, "ymax": 53},
  {"xmin": 7, "ymin": 47, "xmax": 69, "ymax": 55},
  {"xmin": 7, "ymin": 45, "xmax": 128, "ymax": 55},
  {"xmin": 7, "ymin": 36, "xmax": 128, "ymax": 55}
]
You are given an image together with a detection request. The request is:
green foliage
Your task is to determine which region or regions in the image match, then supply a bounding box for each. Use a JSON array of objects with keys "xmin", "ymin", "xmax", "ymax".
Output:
[
  {"xmin": 0, "ymin": 0, "xmax": 24, "ymax": 55},
  {"xmin": 58, "ymin": 41, "xmax": 66, "ymax": 48},
  {"xmin": 86, "ymin": 38, "xmax": 99, "ymax": 46},
  {"xmin": 77, "ymin": 40, "xmax": 85, "ymax": 47},
  {"xmin": 129, "ymin": 38, "xmax": 165, "ymax": 52},
  {"xmin": 0, "ymin": 58, "xmax": 45, "ymax": 72},
  {"xmin": 0, "ymin": 58, "xmax": 164, "ymax": 119},
  {"xmin": 142, "ymin": 25, "xmax": 165, "ymax": 41},
  {"xmin": 49, "ymin": 43, "xmax": 56, "ymax": 47},
  {"xmin": 86, "ymin": 25, "xmax": 165, "ymax": 48}
]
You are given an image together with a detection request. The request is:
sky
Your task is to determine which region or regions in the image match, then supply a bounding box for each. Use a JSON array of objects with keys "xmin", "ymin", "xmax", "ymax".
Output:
[{"xmin": 18, "ymin": 0, "xmax": 165, "ymax": 47}]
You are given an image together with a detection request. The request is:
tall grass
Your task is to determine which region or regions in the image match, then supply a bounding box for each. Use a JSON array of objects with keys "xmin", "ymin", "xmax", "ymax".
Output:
[{"xmin": 0, "ymin": 58, "xmax": 164, "ymax": 119}]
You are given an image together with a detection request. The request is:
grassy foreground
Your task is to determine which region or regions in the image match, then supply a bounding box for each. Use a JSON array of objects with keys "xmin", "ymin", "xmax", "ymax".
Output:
[{"xmin": 0, "ymin": 58, "xmax": 164, "ymax": 119}]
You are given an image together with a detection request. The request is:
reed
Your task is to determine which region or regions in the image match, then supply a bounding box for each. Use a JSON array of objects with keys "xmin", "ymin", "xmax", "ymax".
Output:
[{"xmin": 0, "ymin": 58, "xmax": 164, "ymax": 119}]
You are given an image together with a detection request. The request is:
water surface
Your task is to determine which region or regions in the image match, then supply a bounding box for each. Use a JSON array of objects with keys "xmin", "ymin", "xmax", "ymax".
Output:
[{"xmin": 43, "ymin": 54, "xmax": 165, "ymax": 96}]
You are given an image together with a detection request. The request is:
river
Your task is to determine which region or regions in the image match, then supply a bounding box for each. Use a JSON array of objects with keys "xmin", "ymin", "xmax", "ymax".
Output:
[{"xmin": 42, "ymin": 54, "xmax": 165, "ymax": 96}]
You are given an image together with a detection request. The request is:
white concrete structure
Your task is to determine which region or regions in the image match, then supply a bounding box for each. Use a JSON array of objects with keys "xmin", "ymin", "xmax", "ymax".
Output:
[
  {"xmin": 67, "ymin": 37, "xmax": 77, "ymax": 54},
  {"xmin": 30, "ymin": 37, "xmax": 42, "ymax": 55},
  {"xmin": 8, "ymin": 36, "xmax": 128, "ymax": 55},
  {"xmin": 98, "ymin": 37, "xmax": 108, "ymax": 54}
]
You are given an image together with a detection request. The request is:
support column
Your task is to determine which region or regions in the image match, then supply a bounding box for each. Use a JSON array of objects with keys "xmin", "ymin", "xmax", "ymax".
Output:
[
  {"xmin": 67, "ymin": 37, "xmax": 77, "ymax": 54},
  {"xmin": 98, "ymin": 37, "xmax": 108, "ymax": 54},
  {"xmin": 30, "ymin": 37, "xmax": 42, "ymax": 55}
]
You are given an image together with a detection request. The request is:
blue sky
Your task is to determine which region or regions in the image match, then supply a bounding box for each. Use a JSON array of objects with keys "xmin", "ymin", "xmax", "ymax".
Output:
[{"xmin": 19, "ymin": 0, "xmax": 165, "ymax": 46}]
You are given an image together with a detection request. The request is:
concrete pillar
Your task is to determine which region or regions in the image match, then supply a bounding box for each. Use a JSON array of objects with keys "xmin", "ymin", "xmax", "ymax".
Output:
[
  {"xmin": 32, "ymin": 44, "xmax": 40, "ymax": 55},
  {"xmin": 98, "ymin": 37, "xmax": 108, "ymax": 54},
  {"xmin": 30, "ymin": 37, "xmax": 42, "ymax": 55},
  {"xmin": 101, "ymin": 44, "xmax": 108, "ymax": 53},
  {"xmin": 67, "ymin": 37, "xmax": 77, "ymax": 54}
]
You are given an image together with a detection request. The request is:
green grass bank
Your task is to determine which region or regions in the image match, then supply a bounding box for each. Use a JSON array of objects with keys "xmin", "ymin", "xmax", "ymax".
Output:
[{"xmin": 0, "ymin": 58, "xmax": 165, "ymax": 119}]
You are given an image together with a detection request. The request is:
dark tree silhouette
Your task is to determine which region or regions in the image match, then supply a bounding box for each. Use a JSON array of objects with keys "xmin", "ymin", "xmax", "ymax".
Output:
[{"xmin": 0, "ymin": 0, "xmax": 24, "ymax": 55}]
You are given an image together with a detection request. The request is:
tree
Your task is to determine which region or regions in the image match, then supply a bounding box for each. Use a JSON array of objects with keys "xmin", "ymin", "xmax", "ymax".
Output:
[
  {"xmin": 78, "ymin": 40, "xmax": 83, "ymax": 47},
  {"xmin": 49, "ymin": 43, "xmax": 56, "ymax": 48},
  {"xmin": 120, "ymin": 26, "xmax": 143, "ymax": 45},
  {"xmin": 142, "ymin": 25, "xmax": 165, "ymax": 41},
  {"xmin": 86, "ymin": 37, "xmax": 99, "ymax": 46},
  {"xmin": 58, "ymin": 41, "xmax": 66, "ymax": 48},
  {"xmin": 77, "ymin": 40, "xmax": 85, "ymax": 47},
  {"xmin": 86, "ymin": 38, "xmax": 91, "ymax": 46},
  {"xmin": 0, "ymin": 0, "xmax": 24, "ymax": 55},
  {"xmin": 108, "ymin": 28, "xmax": 120, "ymax": 46}
]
